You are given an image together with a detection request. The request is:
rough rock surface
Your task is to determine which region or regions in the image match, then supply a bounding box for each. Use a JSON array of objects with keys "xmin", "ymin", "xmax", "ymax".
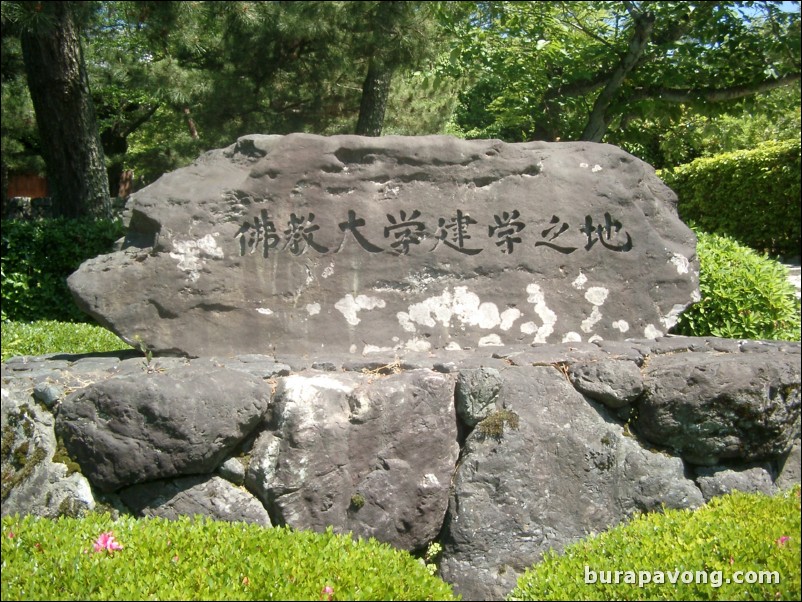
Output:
[
  {"xmin": 55, "ymin": 363, "xmax": 271, "ymax": 492},
  {"xmin": 1, "ymin": 385, "xmax": 95, "ymax": 518},
  {"xmin": 119, "ymin": 475, "xmax": 272, "ymax": 525},
  {"xmin": 694, "ymin": 465, "xmax": 777, "ymax": 502},
  {"xmin": 2, "ymin": 337, "xmax": 799, "ymax": 600},
  {"xmin": 437, "ymin": 366, "xmax": 705, "ymax": 600},
  {"xmin": 246, "ymin": 369, "xmax": 458, "ymax": 551},
  {"xmin": 635, "ymin": 353, "xmax": 801, "ymax": 465},
  {"xmin": 68, "ymin": 134, "xmax": 699, "ymax": 357}
]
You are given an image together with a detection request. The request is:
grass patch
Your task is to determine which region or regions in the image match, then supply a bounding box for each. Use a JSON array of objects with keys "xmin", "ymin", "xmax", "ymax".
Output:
[
  {"xmin": 1, "ymin": 513, "xmax": 458, "ymax": 601},
  {"xmin": 509, "ymin": 487, "xmax": 801, "ymax": 601},
  {"xmin": 1, "ymin": 320, "xmax": 132, "ymax": 362}
]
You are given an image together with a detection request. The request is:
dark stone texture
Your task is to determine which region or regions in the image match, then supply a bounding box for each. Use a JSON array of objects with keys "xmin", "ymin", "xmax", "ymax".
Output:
[
  {"xmin": 777, "ymin": 438, "xmax": 801, "ymax": 490},
  {"xmin": 635, "ymin": 353, "xmax": 801, "ymax": 465},
  {"xmin": 68, "ymin": 134, "xmax": 699, "ymax": 357},
  {"xmin": 3, "ymin": 338, "xmax": 800, "ymax": 599},
  {"xmin": 568, "ymin": 359, "xmax": 644, "ymax": 408},
  {"xmin": 456, "ymin": 367, "xmax": 503, "ymax": 426},
  {"xmin": 55, "ymin": 364, "xmax": 270, "ymax": 492},
  {"xmin": 438, "ymin": 366, "xmax": 703, "ymax": 601},
  {"xmin": 694, "ymin": 465, "xmax": 777, "ymax": 502}
]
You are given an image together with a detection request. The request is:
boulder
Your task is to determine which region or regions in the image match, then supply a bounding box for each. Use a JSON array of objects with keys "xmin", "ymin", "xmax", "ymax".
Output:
[
  {"xmin": 68, "ymin": 134, "xmax": 699, "ymax": 357},
  {"xmin": 437, "ymin": 366, "xmax": 704, "ymax": 601},
  {"xmin": 246, "ymin": 369, "xmax": 458, "ymax": 551},
  {"xmin": 694, "ymin": 465, "xmax": 777, "ymax": 502},
  {"xmin": 119, "ymin": 475, "xmax": 272, "ymax": 525},
  {"xmin": 568, "ymin": 358, "xmax": 644, "ymax": 408},
  {"xmin": 55, "ymin": 363, "xmax": 271, "ymax": 492},
  {"xmin": 635, "ymin": 353, "xmax": 801, "ymax": 465},
  {"xmin": 776, "ymin": 438, "xmax": 801, "ymax": 490},
  {"xmin": 1, "ymin": 385, "xmax": 95, "ymax": 518}
]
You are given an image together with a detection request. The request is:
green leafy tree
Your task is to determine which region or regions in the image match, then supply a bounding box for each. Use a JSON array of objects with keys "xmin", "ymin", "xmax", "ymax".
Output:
[{"xmin": 447, "ymin": 1, "xmax": 801, "ymax": 149}]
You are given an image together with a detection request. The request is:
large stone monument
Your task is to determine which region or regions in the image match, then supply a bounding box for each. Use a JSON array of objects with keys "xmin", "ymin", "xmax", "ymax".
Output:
[
  {"xmin": 68, "ymin": 134, "xmax": 699, "ymax": 356},
  {"xmin": 3, "ymin": 136, "xmax": 800, "ymax": 601}
]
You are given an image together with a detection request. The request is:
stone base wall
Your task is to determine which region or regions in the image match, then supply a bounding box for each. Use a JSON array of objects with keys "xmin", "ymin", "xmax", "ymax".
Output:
[{"xmin": 2, "ymin": 336, "xmax": 799, "ymax": 600}]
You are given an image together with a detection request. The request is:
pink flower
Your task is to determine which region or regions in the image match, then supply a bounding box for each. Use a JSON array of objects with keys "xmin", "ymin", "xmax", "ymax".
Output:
[
  {"xmin": 776, "ymin": 536, "xmax": 791, "ymax": 547},
  {"xmin": 7, "ymin": 531, "xmax": 13, "ymax": 539},
  {"xmin": 93, "ymin": 532, "xmax": 123, "ymax": 553},
  {"xmin": 321, "ymin": 585, "xmax": 335, "ymax": 601}
]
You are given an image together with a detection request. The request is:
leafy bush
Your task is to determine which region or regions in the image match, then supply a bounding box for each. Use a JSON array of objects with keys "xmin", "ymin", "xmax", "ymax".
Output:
[
  {"xmin": 509, "ymin": 487, "xmax": 801, "ymax": 601},
  {"xmin": 673, "ymin": 230, "xmax": 801, "ymax": 341},
  {"xmin": 1, "ymin": 514, "xmax": 459, "ymax": 601},
  {"xmin": 659, "ymin": 139, "xmax": 801, "ymax": 258},
  {"xmin": 0, "ymin": 320, "xmax": 132, "ymax": 362},
  {"xmin": 1, "ymin": 218, "xmax": 125, "ymax": 322}
]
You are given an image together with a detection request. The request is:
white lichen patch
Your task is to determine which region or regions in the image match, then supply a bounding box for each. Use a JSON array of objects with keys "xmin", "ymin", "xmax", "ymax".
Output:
[
  {"xmin": 644, "ymin": 324, "xmax": 663, "ymax": 339},
  {"xmin": 562, "ymin": 332, "xmax": 582, "ymax": 343},
  {"xmin": 362, "ymin": 344, "xmax": 393, "ymax": 355},
  {"xmin": 500, "ymin": 308, "xmax": 522, "ymax": 331},
  {"xmin": 526, "ymin": 283, "xmax": 557, "ymax": 343},
  {"xmin": 592, "ymin": 164, "xmax": 603, "ymax": 172},
  {"xmin": 397, "ymin": 312, "xmax": 417, "ymax": 333},
  {"xmin": 256, "ymin": 307, "xmax": 274, "ymax": 316},
  {"xmin": 478, "ymin": 334, "xmax": 503, "ymax": 347},
  {"xmin": 169, "ymin": 234, "xmax": 224, "ymax": 282},
  {"xmin": 612, "ymin": 320, "xmax": 630, "ymax": 333},
  {"xmin": 335, "ymin": 294, "xmax": 386, "ymax": 326},
  {"xmin": 584, "ymin": 287, "xmax": 609, "ymax": 306},
  {"xmin": 581, "ymin": 307, "xmax": 603, "ymax": 333},
  {"xmin": 572, "ymin": 272, "xmax": 588, "ymax": 290},
  {"xmin": 520, "ymin": 322, "xmax": 537, "ymax": 335},
  {"xmin": 306, "ymin": 303, "xmax": 321, "ymax": 316},
  {"xmin": 660, "ymin": 303, "xmax": 688, "ymax": 330},
  {"xmin": 581, "ymin": 286, "xmax": 609, "ymax": 333},
  {"xmin": 397, "ymin": 286, "xmax": 513, "ymax": 332},
  {"xmin": 579, "ymin": 287, "xmax": 609, "ymax": 334},
  {"xmin": 404, "ymin": 338, "xmax": 432, "ymax": 352},
  {"xmin": 670, "ymin": 253, "xmax": 690, "ymax": 275},
  {"xmin": 322, "ymin": 262, "xmax": 335, "ymax": 279}
]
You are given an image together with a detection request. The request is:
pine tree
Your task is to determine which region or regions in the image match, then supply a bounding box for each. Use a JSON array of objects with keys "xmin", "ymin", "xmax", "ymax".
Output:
[{"xmin": 13, "ymin": 1, "xmax": 111, "ymax": 218}]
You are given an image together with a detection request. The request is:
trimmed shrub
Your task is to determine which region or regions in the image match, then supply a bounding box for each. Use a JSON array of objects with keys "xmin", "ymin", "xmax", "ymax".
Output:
[
  {"xmin": 658, "ymin": 139, "xmax": 801, "ymax": 258},
  {"xmin": 672, "ymin": 230, "xmax": 801, "ymax": 341},
  {"xmin": 1, "ymin": 218, "xmax": 125, "ymax": 322},
  {"xmin": 0, "ymin": 514, "xmax": 459, "ymax": 601},
  {"xmin": 509, "ymin": 487, "xmax": 801, "ymax": 601}
]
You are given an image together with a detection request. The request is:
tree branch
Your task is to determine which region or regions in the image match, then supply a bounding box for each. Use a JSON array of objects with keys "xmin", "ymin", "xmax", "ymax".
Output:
[
  {"xmin": 629, "ymin": 73, "xmax": 801, "ymax": 104},
  {"xmin": 580, "ymin": 8, "xmax": 655, "ymax": 141}
]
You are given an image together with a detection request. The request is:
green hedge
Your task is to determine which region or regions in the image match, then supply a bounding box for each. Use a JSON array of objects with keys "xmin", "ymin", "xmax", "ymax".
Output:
[
  {"xmin": 673, "ymin": 229, "xmax": 801, "ymax": 341},
  {"xmin": 509, "ymin": 487, "xmax": 801, "ymax": 601},
  {"xmin": 1, "ymin": 514, "xmax": 459, "ymax": 601},
  {"xmin": 659, "ymin": 139, "xmax": 801, "ymax": 258},
  {"xmin": 1, "ymin": 218, "xmax": 125, "ymax": 322}
]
